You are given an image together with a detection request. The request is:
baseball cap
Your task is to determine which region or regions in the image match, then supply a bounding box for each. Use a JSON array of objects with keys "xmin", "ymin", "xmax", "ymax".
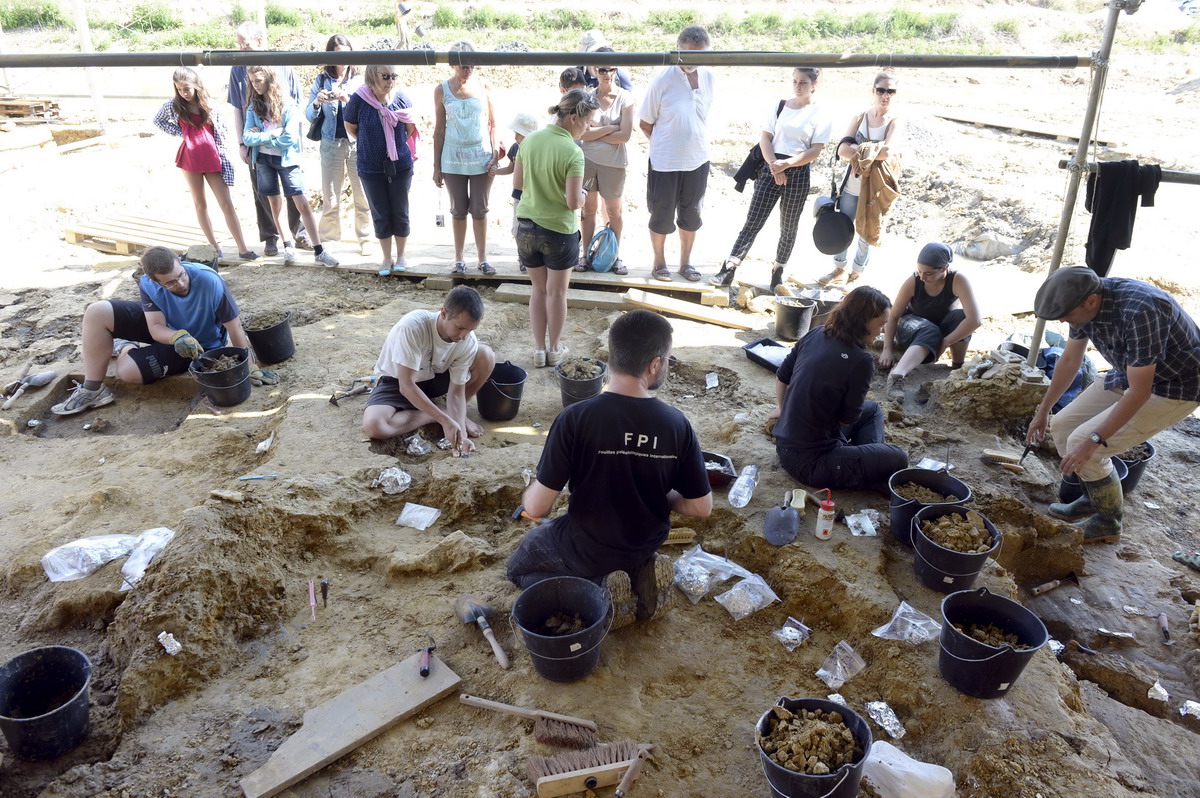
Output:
[
  {"xmin": 510, "ymin": 113, "xmax": 539, "ymax": 137},
  {"xmin": 579, "ymin": 29, "xmax": 609, "ymax": 52},
  {"xmin": 1033, "ymin": 267, "xmax": 1103, "ymax": 320}
]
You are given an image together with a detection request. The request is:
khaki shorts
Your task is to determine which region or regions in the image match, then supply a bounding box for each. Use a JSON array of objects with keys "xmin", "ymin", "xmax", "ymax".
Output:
[{"xmin": 584, "ymin": 160, "xmax": 626, "ymax": 201}]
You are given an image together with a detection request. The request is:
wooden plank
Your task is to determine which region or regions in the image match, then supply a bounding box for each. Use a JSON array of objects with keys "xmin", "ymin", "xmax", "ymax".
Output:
[
  {"xmin": 494, "ymin": 282, "xmax": 628, "ymax": 311},
  {"xmin": 80, "ymin": 218, "xmax": 201, "ymax": 244},
  {"xmin": 63, "ymin": 223, "xmax": 194, "ymax": 253},
  {"xmin": 933, "ymin": 111, "xmax": 1118, "ymax": 146},
  {"xmin": 699, "ymin": 290, "xmax": 730, "ymax": 307},
  {"xmin": 109, "ymin": 215, "xmax": 230, "ymax": 239},
  {"xmin": 622, "ymin": 289, "xmax": 752, "ymax": 331},
  {"xmin": 239, "ymin": 653, "xmax": 461, "ymax": 798}
]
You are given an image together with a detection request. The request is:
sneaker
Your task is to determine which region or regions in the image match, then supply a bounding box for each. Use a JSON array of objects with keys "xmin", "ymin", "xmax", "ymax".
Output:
[
  {"xmin": 283, "ymin": 245, "xmax": 297, "ymax": 265},
  {"xmin": 111, "ymin": 338, "xmax": 136, "ymax": 359},
  {"xmin": 818, "ymin": 266, "xmax": 848, "ymax": 286},
  {"xmin": 213, "ymin": 246, "xmax": 225, "ymax": 263},
  {"xmin": 533, "ymin": 349, "xmax": 547, "ymax": 368},
  {"xmin": 359, "ymin": 241, "xmax": 371, "ymax": 257},
  {"xmin": 546, "ymin": 345, "xmax": 569, "ymax": 367},
  {"xmin": 238, "ymin": 251, "xmax": 259, "ymax": 261},
  {"xmin": 886, "ymin": 373, "xmax": 907, "ymax": 402},
  {"xmin": 263, "ymin": 239, "xmax": 279, "ymax": 257},
  {"xmin": 709, "ymin": 260, "xmax": 737, "ymax": 287},
  {"xmin": 604, "ymin": 570, "xmax": 637, "ymax": 630},
  {"xmin": 632, "ymin": 553, "xmax": 675, "ymax": 622},
  {"xmin": 315, "ymin": 250, "xmax": 340, "ymax": 268},
  {"xmin": 51, "ymin": 382, "xmax": 114, "ymax": 416},
  {"xmin": 294, "ymin": 235, "xmax": 314, "ymax": 251}
]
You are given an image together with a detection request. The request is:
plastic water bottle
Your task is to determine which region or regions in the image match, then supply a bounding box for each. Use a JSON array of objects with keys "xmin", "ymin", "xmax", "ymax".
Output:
[
  {"xmin": 728, "ymin": 465, "xmax": 759, "ymax": 508},
  {"xmin": 815, "ymin": 488, "xmax": 836, "ymax": 540}
]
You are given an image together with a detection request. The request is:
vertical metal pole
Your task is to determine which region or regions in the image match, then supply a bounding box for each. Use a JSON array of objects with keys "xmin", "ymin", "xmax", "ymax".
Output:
[
  {"xmin": 1026, "ymin": 0, "xmax": 1131, "ymax": 365},
  {"xmin": 257, "ymin": 0, "xmax": 266, "ymax": 33},
  {"xmin": 0, "ymin": 20, "xmax": 12, "ymax": 96},
  {"xmin": 71, "ymin": 0, "xmax": 106, "ymax": 131}
]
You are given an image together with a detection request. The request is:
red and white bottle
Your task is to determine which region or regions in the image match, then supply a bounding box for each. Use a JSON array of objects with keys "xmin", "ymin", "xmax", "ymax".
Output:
[{"xmin": 815, "ymin": 488, "xmax": 835, "ymax": 540}]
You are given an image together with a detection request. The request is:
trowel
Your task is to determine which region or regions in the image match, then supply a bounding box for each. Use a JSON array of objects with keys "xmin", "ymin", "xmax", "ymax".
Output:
[
  {"xmin": 2, "ymin": 370, "xmax": 57, "ymax": 410},
  {"xmin": 454, "ymin": 594, "xmax": 510, "ymax": 669},
  {"xmin": 764, "ymin": 490, "xmax": 801, "ymax": 545}
]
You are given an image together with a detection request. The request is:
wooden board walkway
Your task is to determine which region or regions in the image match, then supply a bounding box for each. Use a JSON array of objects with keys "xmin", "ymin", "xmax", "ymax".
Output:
[
  {"xmin": 493, "ymin": 282, "xmax": 628, "ymax": 311},
  {"xmin": 0, "ymin": 97, "xmax": 60, "ymax": 121},
  {"xmin": 64, "ymin": 215, "xmax": 232, "ymax": 258},
  {"xmin": 623, "ymin": 288, "xmax": 752, "ymax": 330},
  {"xmin": 933, "ymin": 111, "xmax": 1118, "ymax": 147}
]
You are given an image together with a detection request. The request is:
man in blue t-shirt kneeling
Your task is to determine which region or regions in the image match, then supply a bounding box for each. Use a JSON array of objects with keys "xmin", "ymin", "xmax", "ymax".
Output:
[
  {"xmin": 52, "ymin": 246, "xmax": 277, "ymax": 416},
  {"xmin": 507, "ymin": 310, "xmax": 713, "ymax": 627}
]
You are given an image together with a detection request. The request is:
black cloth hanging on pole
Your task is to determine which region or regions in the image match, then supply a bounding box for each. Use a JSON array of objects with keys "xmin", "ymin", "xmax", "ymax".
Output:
[{"xmin": 1084, "ymin": 159, "xmax": 1162, "ymax": 277}]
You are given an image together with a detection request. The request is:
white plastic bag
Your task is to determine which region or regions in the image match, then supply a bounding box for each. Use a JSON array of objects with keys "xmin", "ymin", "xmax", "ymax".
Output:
[
  {"xmin": 871, "ymin": 601, "xmax": 942, "ymax": 644},
  {"xmin": 816, "ymin": 640, "xmax": 867, "ymax": 690},
  {"xmin": 42, "ymin": 534, "xmax": 138, "ymax": 582},
  {"xmin": 714, "ymin": 574, "xmax": 779, "ymax": 621},
  {"xmin": 774, "ymin": 617, "xmax": 812, "ymax": 651},
  {"xmin": 396, "ymin": 502, "xmax": 441, "ymax": 531},
  {"xmin": 862, "ymin": 741, "xmax": 956, "ymax": 798},
  {"xmin": 672, "ymin": 544, "xmax": 752, "ymax": 603},
  {"xmin": 120, "ymin": 527, "xmax": 176, "ymax": 590}
]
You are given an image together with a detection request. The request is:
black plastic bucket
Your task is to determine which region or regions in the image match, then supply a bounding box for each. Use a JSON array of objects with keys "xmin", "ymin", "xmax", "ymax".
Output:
[
  {"xmin": 774, "ymin": 298, "xmax": 816, "ymax": 342},
  {"xmin": 477, "ymin": 360, "xmax": 527, "ymax": 421},
  {"xmin": 1057, "ymin": 457, "xmax": 1129, "ymax": 502},
  {"xmin": 939, "ymin": 587, "xmax": 1048, "ymax": 699},
  {"xmin": 189, "ymin": 346, "xmax": 251, "ymax": 407},
  {"xmin": 556, "ymin": 358, "xmax": 607, "ymax": 408},
  {"xmin": 757, "ymin": 697, "xmax": 872, "ymax": 798},
  {"xmin": 1116, "ymin": 441, "xmax": 1156, "ymax": 494},
  {"xmin": 244, "ymin": 311, "xmax": 295, "ymax": 364},
  {"xmin": 0, "ymin": 646, "xmax": 92, "ymax": 760},
  {"xmin": 888, "ymin": 468, "xmax": 972, "ymax": 546},
  {"xmin": 912, "ymin": 505, "xmax": 1001, "ymax": 593},
  {"xmin": 511, "ymin": 576, "xmax": 611, "ymax": 682}
]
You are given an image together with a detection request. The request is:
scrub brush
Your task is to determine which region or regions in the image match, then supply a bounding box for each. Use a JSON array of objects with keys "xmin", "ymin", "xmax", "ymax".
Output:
[
  {"xmin": 459, "ymin": 694, "xmax": 597, "ymax": 749},
  {"xmin": 526, "ymin": 740, "xmax": 654, "ymax": 797}
]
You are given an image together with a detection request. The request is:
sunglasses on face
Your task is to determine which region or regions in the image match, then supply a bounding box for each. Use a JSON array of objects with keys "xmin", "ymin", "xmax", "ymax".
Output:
[
  {"xmin": 380, "ymin": 72, "xmax": 399, "ymax": 80},
  {"xmin": 875, "ymin": 87, "xmax": 897, "ymax": 96},
  {"xmin": 596, "ymin": 68, "xmax": 617, "ymax": 74}
]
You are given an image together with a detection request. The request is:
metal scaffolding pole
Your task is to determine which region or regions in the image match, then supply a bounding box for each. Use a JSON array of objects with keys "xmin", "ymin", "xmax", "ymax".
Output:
[
  {"xmin": 1025, "ymin": 0, "xmax": 1141, "ymax": 367},
  {"xmin": 70, "ymin": 0, "xmax": 106, "ymax": 131},
  {"xmin": 0, "ymin": 20, "xmax": 12, "ymax": 96}
]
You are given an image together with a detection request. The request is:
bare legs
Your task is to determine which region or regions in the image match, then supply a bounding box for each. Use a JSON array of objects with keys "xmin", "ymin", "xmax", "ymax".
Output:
[
  {"xmin": 80, "ymin": 302, "xmax": 147, "ymax": 385},
  {"xmin": 267, "ymin": 194, "xmax": 323, "ymax": 248},
  {"xmin": 649, "ymin": 228, "xmax": 696, "ymax": 271},
  {"xmin": 451, "ymin": 216, "xmax": 468, "ymax": 263},
  {"xmin": 202, "ymin": 173, "xmax": 250, "ymax": 254},
  {"xmin": 379, "ymin": 235, "xmax": 408, "ymax": 272},
  {"xmin": 361, "ymin": 345, "xmax": 496, "ymax": 440},
  {"xmin": 527, "ymin": 267, "xmax": 572, "ymax": 354}
]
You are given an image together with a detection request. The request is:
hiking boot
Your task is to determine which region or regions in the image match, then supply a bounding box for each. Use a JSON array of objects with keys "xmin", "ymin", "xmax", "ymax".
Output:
[
  {"xmin": 885, "ymin": 373, "xmax": 907, "ymax": 402},
  {"xmin": 632, "ymin": 553, "xmax": 676, "ymax": 622},
  {"xmin": 315, "ymin": 250, "xmax": 340, "ymax": 268},
  {"xmin": 546, "ymin": 345, "xmax": 569, "ymax": 368},
  {"xmin": 769, "ymin": 262, "xmax": 785, "ymax": 290},
  {"xmin": 112, "ymin": 338, "xmax": 137, "ymax": 359},
  {"xmin": 708, "ymin": 259, "xmax": 738, "ymax": 287},
  {"xmin": 51, "ymin": 382, "xmax": 114, "ymax": 416},
  {"xmin": 604, "ymin": 570, "xmax": 637, "ymax": 630},
  {"xmin": 1077, "ymin": 470, "xmax": 1123, "ymax": 544}
]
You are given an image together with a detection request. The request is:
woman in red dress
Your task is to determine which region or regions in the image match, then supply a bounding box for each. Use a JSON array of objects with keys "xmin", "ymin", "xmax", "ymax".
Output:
[{"xmin": 153, "ymin": 67, "xmax": 255, "ymax": 261}]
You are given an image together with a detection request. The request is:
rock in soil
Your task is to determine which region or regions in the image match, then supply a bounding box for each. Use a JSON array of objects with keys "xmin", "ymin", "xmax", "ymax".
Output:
[
  {"xmin": 196, "ymin": 354, "xmax": 241, "ymax": 373},
  {"xmin": 894, "ymin": 482, "xmax": 959, "ymax": 504},
  {"xmin": 1116, "ymin": 442, "xmax": 1153, "ymax": 463},
  {"xmin": 557, "ymin": 357, "xmax": 603, "ymax": 380},
  {"xmin": 758, "ymin": 705, "xmax": 862, "ymax": 775},
  {"xmin": 920, "ymin": 510, "xmax": 993, "ymax": 552},
  {"xmin": 956, "ymin": 622, "xmax": 1030, "ymax": 649},
  {"xmin": 540, "ymin": 612, "xmax": 585, "ymax": 635}
]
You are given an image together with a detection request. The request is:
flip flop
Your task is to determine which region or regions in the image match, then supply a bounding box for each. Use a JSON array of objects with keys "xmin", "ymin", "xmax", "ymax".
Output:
[
  {"xmin": 574, "ymin": 260, "xmax": 590, "ymax": 273},
  {"xmin": 478, "ymin": 261, "xmax": 496, "ymax": 275},
  {"xmin": 451, "ymin": 261, "xmax": 466, "ymax": 275},
  {"xmin": 377, "ymin": 263, "xmax": 394, "ymax": 276},
  {"xmin": 394, "ymin": 257, "xmax": 408, "ymax": 273},
  {"xmin": 679, "ymin": 265, "xmax": 701, "ymax": 282},
  {"xmin": 652, "ymin": 267, "xmax": 672, "ymax": 282},
  {"xmin": 1173, "ymin": 550, "xmax": 1200, "ymax": 573}
]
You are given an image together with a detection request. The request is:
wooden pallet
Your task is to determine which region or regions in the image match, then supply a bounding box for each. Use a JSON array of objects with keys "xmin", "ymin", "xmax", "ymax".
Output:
[
  {"xmin": 0, "ymin": 97, "xmax": 61, "ymax": 120},
  {"xmin": 64, "ymin": 215, "xmax": 230, "ymax": 257}
]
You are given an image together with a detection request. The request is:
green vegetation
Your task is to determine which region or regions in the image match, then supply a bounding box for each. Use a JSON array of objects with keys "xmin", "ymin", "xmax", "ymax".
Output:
[
  {"xmin": 432, "ymin": 4, "xmax": 461, "ymax": 29},
  {"xmin": 229, "ymin": 2, "xmax": 253, "ymax": 25},
  {"xmin": 993, "ymin": 18, "xmax": 1021, "ymax": 37},
  {"xmin": 128, "ymin": 2, "xmax": 181, "ymax": 33},
  {"xmin": 646, "ymin": 10, "xmax": 699, "ymax": 31},
  {"xmin": 264, "ymin": 3, "xmax": 304, "ymax": 28},
  {"xmin": 463, "ymin": 6, "xmax": 523, "ymax": 30},
  {"xmin": 0, "ymin": 0, "xmax": 70, "ymax": 29},
  {"xmin": 530, "ymin": 8, "xmax": 596, "ymax": 31}
]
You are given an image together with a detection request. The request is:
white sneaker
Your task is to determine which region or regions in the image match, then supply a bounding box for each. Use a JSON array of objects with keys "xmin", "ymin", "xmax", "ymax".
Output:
[
  {"xmin": 533, "ymin": 349, "xmax": 547, "ymax": 368},
  {"xmin": 283, "ymin": 245, "xmax": 297, "ymax": 265},
  {"xmin": 51, "ymin": 382, "xmax": 114, "ymax": 416},
  {"xmin": 546, "ymin": 345, "xmax": 569, "ymax": 367},
  {"xmin": 315, "ymin": 250, "xmax": 339, "ymax": 268}
]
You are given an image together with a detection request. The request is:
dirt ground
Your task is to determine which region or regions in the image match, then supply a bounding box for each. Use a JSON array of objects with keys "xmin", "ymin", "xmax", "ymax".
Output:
[{"xmin": 2, "ymin": 3, "xmax": 1200, "ymax": 797}]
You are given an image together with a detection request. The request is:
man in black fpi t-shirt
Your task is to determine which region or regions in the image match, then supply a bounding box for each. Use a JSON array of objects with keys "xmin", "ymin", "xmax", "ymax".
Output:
[{"xmin": 507, "ymin": 310, "xmax": 713, "ymax": 626}]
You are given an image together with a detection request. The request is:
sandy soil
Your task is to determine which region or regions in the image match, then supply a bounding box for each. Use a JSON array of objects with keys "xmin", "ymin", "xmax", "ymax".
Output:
[{"xmin": 2, "ymin": 2, "xmax": 1200, "ymax": 796}]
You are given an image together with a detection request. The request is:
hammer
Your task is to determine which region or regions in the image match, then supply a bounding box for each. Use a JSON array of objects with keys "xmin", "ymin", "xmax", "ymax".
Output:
[
  {"xmin": 1030, "ymin": 570, "xmax": 1080, "ymax": 596},
  {"xmin": 329, "ymin": 377, "xmax": 376, "ymax": 407},
  {"xmin": 419, "ymin": 634, "xmax": 436, "ymax": 677}
]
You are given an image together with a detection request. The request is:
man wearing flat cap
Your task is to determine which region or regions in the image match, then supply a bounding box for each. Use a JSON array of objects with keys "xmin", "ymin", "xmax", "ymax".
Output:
[{"xmin": 1026, "ymin": 267, "xmax": 1200, "ymax": 543}]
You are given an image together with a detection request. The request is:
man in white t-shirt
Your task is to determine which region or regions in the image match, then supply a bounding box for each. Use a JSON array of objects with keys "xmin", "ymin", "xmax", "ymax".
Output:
[
  {"xmin": 362, "ymin": 286, "xmax": 496, "ymax": 452},
  {"xmin": 638, "ymin": 25, "xmax": 716, "ymax": 284}
]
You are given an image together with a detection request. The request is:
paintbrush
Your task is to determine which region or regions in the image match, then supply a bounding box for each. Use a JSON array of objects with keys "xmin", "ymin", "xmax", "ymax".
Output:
[
  {"xmin": 526, "ymin": 741, "xmax": 654, "ymax": 798},
  {"xmin": 459, "ymin": 694, "xmax": 598, "ymax": 749}
]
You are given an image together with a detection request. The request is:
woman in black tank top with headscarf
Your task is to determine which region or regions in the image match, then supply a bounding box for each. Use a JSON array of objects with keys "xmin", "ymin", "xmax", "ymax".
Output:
[{"xmin": 879, "ymin": 242, "xmax": 981, "ymax": 402}]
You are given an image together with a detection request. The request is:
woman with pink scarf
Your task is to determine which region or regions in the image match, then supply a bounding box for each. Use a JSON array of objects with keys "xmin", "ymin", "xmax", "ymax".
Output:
[{"xmin": 344, "ymin": 64, "xmax": 418, "ymax": 276}]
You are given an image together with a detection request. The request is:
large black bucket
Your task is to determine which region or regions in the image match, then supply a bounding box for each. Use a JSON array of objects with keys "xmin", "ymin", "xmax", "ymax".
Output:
[
  {"xmin": 939, "ymin": 587, "xmax": 1048, "ymax": 699},
  {"xmin": 477, "ymin": 360, "xmax": 527, "ymax": 421},
  {"xmin": 244, "ymin": 311, "xmax": 295, "ymax": 364},
  {"xmin": 511, "ymin": 576, "xmax": 610, "ymax": 682},
  {"xmin": 888, "ymin": 468, "xmax": 972, "ymax": 546},
  {"xmin": 757, "ymin": 697, "xmax": 872, "ymax": 798},
  {"xmin": 189, "ymin": 346, "xmax": 251, "ymax": 407},
  {"xmin": 0, "ymin": 646, "xmax": 92, "ymax": 760},
  {"xmin": 1117, "ymin": 440, "xmax": 1156, "ymax": 494},
  {"xmin": 774, "ymin": 298, "xmax": 815, "ymax": 342},
  {"xmin": 912, "ymin": 505, "xmax": 1001, "ymax": 594},
  {"xmin": 556, "ymin": 358, "xmax": 607, "ymax": 408},
  {"xmin": 1057, "ymin": 457, "xmax": 1128, "ymax": 502}
]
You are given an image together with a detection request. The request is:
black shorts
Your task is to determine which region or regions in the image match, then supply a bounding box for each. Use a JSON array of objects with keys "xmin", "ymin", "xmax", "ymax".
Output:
[
  {"xmin": 365, "ymin": 371, "xmax": 451, "ymax": 410},
  {"xmin": 646, "ymin": 161, "xmax": 709, "ymax": 235},
  {"xmin": 895, "ymin": 310, "xmax": 970, "ymax": 362},
  {"xmin": 515, "ymin": 218, "xmax": 580, "ymax": 271},
  {"xmin": 110, "ymin": 299, "xmax": 195, "ymax": 384}
]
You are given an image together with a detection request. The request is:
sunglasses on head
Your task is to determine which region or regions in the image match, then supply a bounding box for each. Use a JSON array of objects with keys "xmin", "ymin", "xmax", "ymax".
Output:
[
  {"xmin": 875, "ymin": 87, "xmax": 897, "ymax": 96},
  {"xmin": 380, "ymin": 72, "xmax": 399, "ymax": 80},
  {"xmin": 596, "ymin": 67, "xmax": 617, "ymax": 74}
]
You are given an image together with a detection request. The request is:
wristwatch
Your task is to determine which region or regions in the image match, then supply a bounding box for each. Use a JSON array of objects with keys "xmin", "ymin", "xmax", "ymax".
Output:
[{"xmin": 1089, "ymin": 431, "xmax": 1108, "ymax": 447}]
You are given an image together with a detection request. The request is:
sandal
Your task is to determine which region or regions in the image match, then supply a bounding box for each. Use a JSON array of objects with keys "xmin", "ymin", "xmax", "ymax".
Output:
[
  {"xmin": 574, "ymin": 259, "xmax": 590, "ymax": 273},
  {"xmin": 519, "ymin": 263, "xmax": 527, "ymax": 273},
  {"xmin": 394, "ymin": 257, "xmax": 408, "ymax": 273},
  {"xmin": 451, "ymin": 261, "xmax": 466, "ymax": 275},
  {"xmin": 679, "ymin": 265, "xmax": 701, "ymax": 283},
  {"xmin": 817, "ymin": 266, "xmax": 847, "ymax": 286},
  {"xmin": 652, "ymin": 267, "xmax": 672, "ymax": 283},
  {"xmin": 846, "ymin": 271, "xmax": 862, "ymax": 284},
  {"xmin": 612, "ymin": 258, "xmax": 627, "ymax": 276},
  {"xmin": 1173, "ymin": 550, "xmax": 1200, "ymax": 573},
  {"xmin": 377, "ymin": 262, "xmax": 394, "ymax": 276},
  {"xmin": 478, "ymin": 261, "xmax": 496, "ymax": 275}
]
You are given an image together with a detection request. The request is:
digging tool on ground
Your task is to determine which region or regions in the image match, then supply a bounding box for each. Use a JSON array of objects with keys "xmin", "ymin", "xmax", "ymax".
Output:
[
  {"xmin": 330, "ymin": 376, "xmax": 377, "ymax": 407},
  {"xmin": 1030, "ymin": 570, "xmax": 1080, "ymax": 596},
  {"xmin": 3, "ymin": 370, "xmax": 57, "ymax": 410},
  {"xmin": 454, "ymin": 594, "xmax": 509, "ymax": 669},
  {"xmin": 3, "ymin": 359, "xmax": 32, "ymax": 397},
  {"xmin": 419, "ymin": 634, "xmax": 437, "ymax": 676},
  {"xmin": 764, "ymin": 490, "xmax": 801, "ymax": 545},
  {"xmin": 459, "ymin": 694, "xmax": 598, "ymax": 748}
]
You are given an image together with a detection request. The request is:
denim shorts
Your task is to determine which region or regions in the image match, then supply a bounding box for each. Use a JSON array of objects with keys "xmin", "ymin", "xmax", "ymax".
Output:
[
  {"xmin": 515, "ymin": 219, "xmax": 580, "ymax": 271},
  {"xmin": 255, "ymin": 153, "xmax": 305, "ymax": 198}
]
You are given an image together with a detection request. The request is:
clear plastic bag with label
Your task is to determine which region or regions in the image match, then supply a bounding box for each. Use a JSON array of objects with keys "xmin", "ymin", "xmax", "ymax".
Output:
[
  {"xmin": 396, "ymin": 502, "xmax": 442, "ymax": 531},
  {"xmin": 871, "ymin": 601, "xmax": 942, "ymax": 644},
  {"xmin": 672, "ymin": 544, "xmax": 752, "ymax": 603},
  {"xmin": 816, "ymin": 640, "xmax": 867, "ymax": 690},
  {"xmin": 714, "ymin": 574, "xmax": 780, "ymax": 621},
  {"xmin": 774, "ymin": 616, "xmax": 812, "ymax": 651}
]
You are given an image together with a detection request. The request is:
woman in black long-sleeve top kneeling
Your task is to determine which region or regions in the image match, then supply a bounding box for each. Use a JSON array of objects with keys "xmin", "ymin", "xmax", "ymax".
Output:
[{"xmin": 771, "ymin": 286, "xmax": 909, "ymax": 492}]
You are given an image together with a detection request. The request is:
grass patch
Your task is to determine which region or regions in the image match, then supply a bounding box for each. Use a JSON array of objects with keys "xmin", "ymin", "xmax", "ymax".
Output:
[
  {"xmin": 463, "ymin": 6, "xmax": 523, "ymax": 29},
  {"xmin": 530, "ymin": 8, "xmax": 596, "ymax": 31},
  {"xmin": 646, "ymin": 10, "xmax": 699, "ymax": 31},
  {"xmin": 993, "ymin": 18, "xmax": 1021, "ymax": 37},
  {"xmin": 707, "ymin": 13, "xmax": 736, "ymax": 37},
  {"xmin": 0, "ymin": 0, "xmax": 70, "ymax": 29},
  {"xmin": 230, "ymin": 2, "xmax": 253, "ymax": 25},
  {"xmin": 742, "ymin": 13, "xmax": 784, "ymax": 36},
  {"xmin": 128, "ymin": 1, "xmax": 181, "ymax": 32},
  {"xmin": 265, "ymin": 3, "xmax": 304, "ymax": 27},
  {"xmin": 432, "ymin": 4, "xmax": 461, "ymax": 28}
]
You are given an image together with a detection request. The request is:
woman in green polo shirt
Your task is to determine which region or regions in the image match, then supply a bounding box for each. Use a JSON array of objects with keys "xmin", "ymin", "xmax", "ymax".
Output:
[{"xmin": 514, "ymin": 89, "xmax": 599, "ymax": 368}]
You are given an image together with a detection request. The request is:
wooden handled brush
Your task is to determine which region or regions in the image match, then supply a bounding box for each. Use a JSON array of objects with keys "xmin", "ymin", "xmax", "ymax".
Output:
[
  {"xmin": 526, "ymin": 741, "xmax": 655, "ymax": 798},
  {"xmin": 459, "ymin": 694, "xmax": 598, "ymax": 749}
]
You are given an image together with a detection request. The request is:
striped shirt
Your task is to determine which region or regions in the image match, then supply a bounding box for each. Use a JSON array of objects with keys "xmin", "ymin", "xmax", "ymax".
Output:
[{"xmin": 1071, "ymin": 277, "xmax": 1200, "ymax": 401}]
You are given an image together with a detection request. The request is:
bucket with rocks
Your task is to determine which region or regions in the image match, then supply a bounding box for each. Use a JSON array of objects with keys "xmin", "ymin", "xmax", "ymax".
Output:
[
  {"xmin": 756, "ymin": 696, "xmax": 872, "ymax": 797},
  {"xmin": 556, "ymin": 357, "xmax": 607, "ymax": 408},
  {"xmin": 939, "ymin": 587, "xmax": 1047, "ymax": 699},
  {"xmin": 912, "ymin": 505, "xmax": 1001, "ymax": 593},
  {"xmin": 1115, "ymin": 440, "xmax": 1157, "ymax": 494},
  {"xmin": 888, "ymin": 468, "xmax": 972, "ymax": 546},
  {"xmin": 243, "ymin": 310, "xmax": 295, "ymax": 364}
]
